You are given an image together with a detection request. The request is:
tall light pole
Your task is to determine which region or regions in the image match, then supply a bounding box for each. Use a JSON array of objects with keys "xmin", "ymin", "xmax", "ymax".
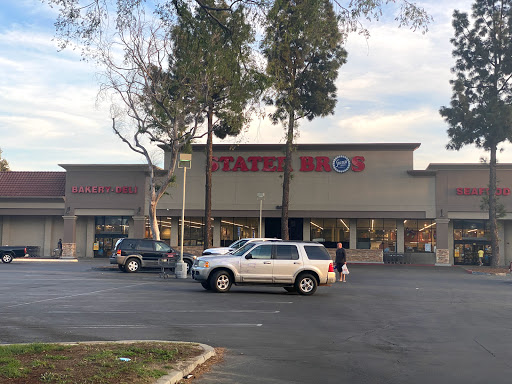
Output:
[
  {"xmin": 257, "ymin": 192, "xmax": 265, "ymax": 237},
  {"xmin": 177, "ymin": 153, "xmax": 191, "ymax": 279}
]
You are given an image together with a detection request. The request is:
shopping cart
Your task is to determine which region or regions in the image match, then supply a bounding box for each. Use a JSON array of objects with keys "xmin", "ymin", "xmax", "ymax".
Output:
[{"xmin": 158, "ymin": 254, "xmax": 177, "ymax": 278}]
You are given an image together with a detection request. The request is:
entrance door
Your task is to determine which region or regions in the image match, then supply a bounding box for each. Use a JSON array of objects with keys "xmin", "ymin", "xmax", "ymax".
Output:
[
  {"xmin": 454, "ymin": 241, "xmax": 489, "ymax": 265},
  {"xmin": 263, "ymin": 218, "xmax": 303, "ymax": 240}
]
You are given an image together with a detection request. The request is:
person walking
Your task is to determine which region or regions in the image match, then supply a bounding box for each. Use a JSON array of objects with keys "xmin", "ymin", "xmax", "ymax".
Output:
[
  {"xmin": 57, "ymin": 238, "xmax": 63, "ymax": 256},
  {"xmin": 335, "ymin": 242, "xmax": 347, "ymax": 282},
  {"xmin": 478, "ymin": 248, "xmax": 484, "ymax": 266}
]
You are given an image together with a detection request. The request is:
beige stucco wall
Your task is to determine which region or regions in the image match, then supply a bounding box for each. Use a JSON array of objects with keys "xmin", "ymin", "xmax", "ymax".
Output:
[{"xmin": 159, "ymin": 145, "xmax": 435, "ymax": 218}]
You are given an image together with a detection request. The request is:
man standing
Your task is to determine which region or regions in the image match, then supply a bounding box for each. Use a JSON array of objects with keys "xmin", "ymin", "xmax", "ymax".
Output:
[
  {"xmin": 58, "ymin": 238, "xmax": 63, "ymax": 257},
  {"xmin": 335, "ymin": 243, "xmax": 347, "ymax": 282},
  {"xmin": 478, "ymin": 248, "xmax": 484, "ymax": 266}
]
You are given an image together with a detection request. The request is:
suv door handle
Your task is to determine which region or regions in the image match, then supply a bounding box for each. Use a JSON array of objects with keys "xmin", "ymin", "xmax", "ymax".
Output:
[
  {"xmin": 293, "ymin": 262, "xmax": 300, "ymax": 264},
  {"xmin": 263, "ymin": 261, "xmax": 271, "ymax": 264}
]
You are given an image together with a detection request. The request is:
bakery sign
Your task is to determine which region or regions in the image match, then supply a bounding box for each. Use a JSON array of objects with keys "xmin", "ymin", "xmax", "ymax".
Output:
[
  {"xmin": 211, "ymin": 155, "xmax": 365, "ymax": 173},
  {"xmin": 71, "ymin": 186, "xmax": 138, "ymax": 194},
  {"xmin": 456, "ymin": 187, "xmax": 511, "ymax": 196}
]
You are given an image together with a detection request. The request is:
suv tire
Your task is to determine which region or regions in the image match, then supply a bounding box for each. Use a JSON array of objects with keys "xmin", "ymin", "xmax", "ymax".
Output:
[
  {"xmin": 201, "ymin": 281, "xmax": 211, "ymax": 290},
  {"xmin": 210, "ymin": 270, "xmax": 232, "ymax": 293},
  {"xmin": 283, "ymin": 286, "xmax": 296, "ymax": 293},
  {"xmin": 295, "ymin": 273, "xmax": 317, "ymax": 296},
  {"xmin": 1, "ymin": 253, "xmax": 13, "ymax": 263},
  {"xmin": 185, "ymin": 260, "xmax": 193, "ymax": 275},
  {"xmin": 124, "ymin": 258, "xmax": 141, "ymax": 273}
]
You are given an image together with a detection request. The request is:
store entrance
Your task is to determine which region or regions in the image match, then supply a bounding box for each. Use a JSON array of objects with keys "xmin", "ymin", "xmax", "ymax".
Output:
[
  {"xmin": 94, "ymin": 235, "xmax": 127, "ymax": 258},
  {"xmin": 454, "ymin": 241, "xmax": 491, "ymax": 265},
  {"xmin": 264, "ymin": 218, "xmax": 303, "ymax": 240}
]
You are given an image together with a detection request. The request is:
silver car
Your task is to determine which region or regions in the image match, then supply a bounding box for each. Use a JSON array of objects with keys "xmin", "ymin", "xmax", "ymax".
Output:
[
  {"xmin": 192, "ymin": 241, "xmax": 336, "ymax": 295},
  {"xmin": 202, "ymin": 238, "xmax": 281, "ymax": 256}
]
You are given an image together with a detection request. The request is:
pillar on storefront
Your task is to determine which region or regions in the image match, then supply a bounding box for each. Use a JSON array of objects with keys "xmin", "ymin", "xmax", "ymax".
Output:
[
  {"xmin": 62, "ymin": 215, "xmax": 77, "ymax": 259},
  {"xmin": 1, "ymin": 216, "xmax": 10, "ymax": 245},
  {"xmin": 397, "ymin": 219, "xmax": 405, "ymax": 253},
  {"xmin": 349, "ymin": 219, "xmax": 357, "ymax": 249},
  {"xmin": 171, "ymin": 217, "xmax": 179, "ymax": 247},
  {"xmin": 213, "ymin": 218, "xmax": 221, "ymax": 247},
  {"xmin": 131, "ymin": 216, "xmax": 146, "ymax": 239},
  {"xmin": 303, "ymin": 219, "xmax": 311, "ymax": 241},
  {"xmin": 435, "ymin": 218, "xmax": 450, "ymax": 266},
  {"xmin": 85, "ymin": 217, "xmax": 95, "ymax": 258}
]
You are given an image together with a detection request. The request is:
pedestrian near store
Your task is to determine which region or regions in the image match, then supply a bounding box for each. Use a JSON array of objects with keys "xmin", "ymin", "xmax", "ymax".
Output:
[
  {"xmin": 478, "ymin": 248, "xmax": 484, "ymax": 266},
  {"xmin": 58, "ymin": 239, "xmax": 63, "ymax": 256},
  {"xmin": 335, "ymin": 242, "xmax": 347, "ymax": 282}
]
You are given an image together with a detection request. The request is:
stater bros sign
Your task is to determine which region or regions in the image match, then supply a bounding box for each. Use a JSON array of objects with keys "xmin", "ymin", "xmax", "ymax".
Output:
[{"xmin": 211, "ymin": 155, "xmax": 365, "ymax": 173}]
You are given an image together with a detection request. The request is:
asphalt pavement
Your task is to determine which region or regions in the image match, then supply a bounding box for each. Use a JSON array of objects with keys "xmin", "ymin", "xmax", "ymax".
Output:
[{"xmin": 1, "ymin": 259, "xmax": 511, "ymax": 384}]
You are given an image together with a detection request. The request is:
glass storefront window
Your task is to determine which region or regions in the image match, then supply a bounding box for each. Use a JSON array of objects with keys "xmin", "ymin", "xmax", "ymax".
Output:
[
  {"xmin": 310, "ymin": 218, "xmax": 350, "ymax": 248},
  {"xmin": 94, "ymin": 216, "xmax": 130, "ymax": 258},
  {"xmin": 453, "ymin": 220, "xmax": 491, "ymax": 265},
  {"xmin": 404, "ymin": 219, "xmax": 436, "ymax": 252},
  {"xmin": 356, "ymin": 219, "xmax": 397, "ymax": 250},
  {"xmin": 178, "ymin": 217, "xmax": 206, "ymax": 246},
  {"xmin": 221, "ymin": 218, "xmax": 259, "ymax": 246},
  {"xmin": 145, "ymin": 217, "xmax": 173, "ymax": 242}
]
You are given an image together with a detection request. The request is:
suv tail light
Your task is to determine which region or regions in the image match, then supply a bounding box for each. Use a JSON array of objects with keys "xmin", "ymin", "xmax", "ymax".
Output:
[
  {"xmin": 328, "ymin": 262, "xmax": 334, "ymax": 273},
  {"xmin": 116, "ymin": 249, "xmax": 121, "ymax": 256}
]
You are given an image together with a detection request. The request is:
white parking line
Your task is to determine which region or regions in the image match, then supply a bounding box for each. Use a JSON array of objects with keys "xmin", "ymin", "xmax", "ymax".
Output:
[
  {"xmin": 45, "ymin": 310, "xmax": 280, "ymax": 314},
  {"xmin": 4, "ymin": 283, "xmax": 152, "ymax": 308},
  {"xmin": 2, "ymin": 324, "xmax": 263, "ymax": 329}
]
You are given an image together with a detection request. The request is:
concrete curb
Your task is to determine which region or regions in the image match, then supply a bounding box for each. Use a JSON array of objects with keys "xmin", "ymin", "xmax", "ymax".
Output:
[
  {"xmin": 1, "ymin": 340, "xmax": 215, "ymax": 384},
  {"xmin": 13, "ymin": 258, "xmax": 78, "ymax": 263},
  {"xmin": 464, "ymin": 269, "xmax": 509, "ymax": 276}
]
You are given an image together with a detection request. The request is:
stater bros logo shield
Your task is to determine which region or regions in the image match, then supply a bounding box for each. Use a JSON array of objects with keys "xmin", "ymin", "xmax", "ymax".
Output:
[{"xmin": 332, "ymin": 155, "xmax": 351, "ymax": 173}]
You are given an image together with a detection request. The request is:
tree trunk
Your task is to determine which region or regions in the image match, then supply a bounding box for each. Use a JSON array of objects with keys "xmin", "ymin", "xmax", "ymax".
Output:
[
  {"xmin": 204, "ymin": 107, "xmax": 213, "ymax": 249},
  {"xmin": 489, "ymin": 144, "xmax": 500, "ymax": 266},
  {"xmin": 281, "ymin": 110, "xmax": 295, "ymax": 241}
]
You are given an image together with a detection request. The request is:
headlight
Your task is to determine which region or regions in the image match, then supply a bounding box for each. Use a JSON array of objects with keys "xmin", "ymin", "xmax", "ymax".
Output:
[{"xmin": 197, "ymin": 260, "xmax": 210, "ymax": 268}]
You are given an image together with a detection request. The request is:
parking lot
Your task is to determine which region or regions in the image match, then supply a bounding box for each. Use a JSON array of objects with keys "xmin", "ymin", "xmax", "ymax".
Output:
[{"xmin": 1, "ymin": 260, "xmax": 512, "ymax": 383}]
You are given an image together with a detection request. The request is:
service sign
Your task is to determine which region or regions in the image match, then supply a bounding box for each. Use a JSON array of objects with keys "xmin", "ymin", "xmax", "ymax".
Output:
[
  {"xmin": 71, "ymin": 186, "xmax": 138, "ymax": 194},
  {"xmin": 456, "ymin": 187, "xmax": 511, "ymax": 196},
  {"xmin": 211, "ymin": 155, "xmax": 365, "ymax": 173}
]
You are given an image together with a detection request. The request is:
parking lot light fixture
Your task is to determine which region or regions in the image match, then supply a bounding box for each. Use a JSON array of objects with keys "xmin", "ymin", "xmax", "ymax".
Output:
[
  {"xmin": 257, "ymin": 193, "xmax": 265, "ymax": 237},
  {"xmin": 177, "ymin": 153, "xmax": 192, "ymax": 279}
]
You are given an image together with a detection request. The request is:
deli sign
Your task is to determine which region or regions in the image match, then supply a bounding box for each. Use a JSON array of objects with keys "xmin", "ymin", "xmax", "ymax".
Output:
[
  {"xmin": 211, "ymin": 155, "xmax": 365, "ymax": 173},
  {"xmin": 71, "ymin": 186, "xmax": 138, "ymax": 194}
]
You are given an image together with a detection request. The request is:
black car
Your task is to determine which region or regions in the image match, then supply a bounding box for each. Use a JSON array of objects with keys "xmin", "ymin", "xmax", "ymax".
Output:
[{"xmin": 110, "ymin": 238, "xmax": 196, "ymax": 274}]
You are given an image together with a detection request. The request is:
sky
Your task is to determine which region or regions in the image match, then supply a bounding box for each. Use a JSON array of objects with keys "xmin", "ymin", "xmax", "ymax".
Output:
[{"xmin": 0, "ymin": 0, "xmax": 506, "ymax": 171}]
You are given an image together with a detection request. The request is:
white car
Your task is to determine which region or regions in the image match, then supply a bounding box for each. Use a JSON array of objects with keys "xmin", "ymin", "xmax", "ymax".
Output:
[{"xmin": 202, "ymin": 238, "xmax": 281, "ymax": 256}]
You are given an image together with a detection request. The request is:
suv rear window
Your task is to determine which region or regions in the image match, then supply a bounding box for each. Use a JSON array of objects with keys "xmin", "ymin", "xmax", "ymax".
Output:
[
  {"xmin": 118, "ymin": 239, "xmax": 137, "ymax": 251},
  {"xmin": 304, "ymin": 245, "xmax": 331, "ymax": 260}
]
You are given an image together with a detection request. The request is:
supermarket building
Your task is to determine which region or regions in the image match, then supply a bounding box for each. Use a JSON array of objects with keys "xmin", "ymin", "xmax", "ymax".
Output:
[{"xmin": 1, "ymin": 143, "xmax": 512, "ymax": 267}]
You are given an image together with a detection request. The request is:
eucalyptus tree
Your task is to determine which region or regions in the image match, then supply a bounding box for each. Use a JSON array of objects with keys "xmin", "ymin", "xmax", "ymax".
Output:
[
  {"xmin": 262, "ymin": 0, "xmax": 347, "ymax": 240},
  {"xmin": 0, "ymin": 149, "xmax": 10, "ymax": 171},
  {"xmin": 440, "ymin": 0, "xmax": 512, "ymax": 266},
  {"xmin": 165, "ymin": 1, "xmax": 264, "ymax": 249}
]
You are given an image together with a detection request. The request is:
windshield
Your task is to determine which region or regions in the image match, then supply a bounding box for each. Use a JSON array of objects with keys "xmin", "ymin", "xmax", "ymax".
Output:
[
  {"xmin": 231, "ymin": 242, "xmax": 256, "ymax": 257},
  {"xmin": 229, "ymin": 239, "xmax": 249, "ymax": 249}
]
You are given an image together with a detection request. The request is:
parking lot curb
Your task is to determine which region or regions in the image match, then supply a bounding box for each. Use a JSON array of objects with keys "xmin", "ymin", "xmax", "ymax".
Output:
[
  {"xmin": 13, "ymin": 258, "xmax": 78, "ymax": 262},
  {"xmin": 155, "ymin": 342, "xmax": 216, "ymax": 384}
]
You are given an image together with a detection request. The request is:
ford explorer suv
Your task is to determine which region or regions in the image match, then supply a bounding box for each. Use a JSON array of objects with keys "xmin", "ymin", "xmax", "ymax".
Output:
[
  {"xmin": 192, "ymin": 241, "xmax": 335, "ymax": 295},
  {"xmin": 111, "ymin": 238, "xmax": 196, "ymax": 274},
  {"xmin": 202, "ymin": 238, "xmax": 281, "ymax": 256}
]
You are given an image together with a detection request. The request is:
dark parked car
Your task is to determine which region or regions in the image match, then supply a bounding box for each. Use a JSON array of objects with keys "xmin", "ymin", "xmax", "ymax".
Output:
[
  {"xmin": 1, "ymin": 246, "xmax": 39, "ymax": 263},
  {"xmin": 110, "ymin": 238, "xmax": 196, "ymax": 274}
]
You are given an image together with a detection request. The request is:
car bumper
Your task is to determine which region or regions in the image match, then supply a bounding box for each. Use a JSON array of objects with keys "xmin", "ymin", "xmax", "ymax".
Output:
[
  {"xmin": 322, "ymin": 272, "xmax": 336, "ymax": 285},
  {"xmin": 191, "ymin": 267, "xmax": 209, "ymax": 282}
]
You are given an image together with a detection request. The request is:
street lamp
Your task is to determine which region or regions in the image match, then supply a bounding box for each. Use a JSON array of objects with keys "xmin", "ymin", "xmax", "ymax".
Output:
[
  {"xmin": 257, "ymin": 192, "xmax": 265, "ymax": 237},
  {"xmin": 177, "ymin": 153, "xmax": 192, "ymax": 279}
]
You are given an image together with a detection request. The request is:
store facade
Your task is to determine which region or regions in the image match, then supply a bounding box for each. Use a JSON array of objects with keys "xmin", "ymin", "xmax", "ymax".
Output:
[{"xmin": 1, "ymin": 143, "xmax": 512, "ymax": 266}]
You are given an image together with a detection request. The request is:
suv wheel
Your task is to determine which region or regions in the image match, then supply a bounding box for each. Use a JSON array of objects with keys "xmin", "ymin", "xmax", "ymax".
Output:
[
  {"xmin": 210, "ymin": 270, "xmax": 232, "ymax": 293},
  {"xmin": 124, "ymin": 258, "xmax": 141, "ymax": 273},
  {"xmin": 201, "ymin": 281, "xmax": 211, "ymax": 290},
  {"xmin": 295, "ymin": 273, "xmax": 317, "ymax": 296},
  {"xmin": 1, "ymin": 253, "xmax": 13, "ymax": 263}
]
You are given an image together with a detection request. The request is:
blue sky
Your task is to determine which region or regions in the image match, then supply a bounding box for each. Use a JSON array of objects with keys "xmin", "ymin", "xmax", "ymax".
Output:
[{"xmin": 0, "ymin": 0, "xmax": 505, "ymax": 171}]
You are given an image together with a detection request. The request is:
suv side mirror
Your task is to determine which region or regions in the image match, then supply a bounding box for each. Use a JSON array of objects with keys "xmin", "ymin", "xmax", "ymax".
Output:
[{"xmin": 245, "ymin": 254, "xmax": 252, "ymax": 259}]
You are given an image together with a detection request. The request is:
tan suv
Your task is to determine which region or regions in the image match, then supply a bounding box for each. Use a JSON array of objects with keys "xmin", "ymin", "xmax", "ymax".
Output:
[{"xmin": 191, "ymin": 241, "xmax": 336, "ymax": 295}]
